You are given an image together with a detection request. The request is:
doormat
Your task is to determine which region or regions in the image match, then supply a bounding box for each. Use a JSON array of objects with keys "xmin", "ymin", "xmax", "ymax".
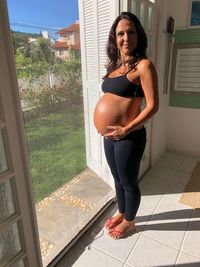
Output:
[{"xmin": 179, "ymin": 162, "xmax": 200, "ymax": 208}]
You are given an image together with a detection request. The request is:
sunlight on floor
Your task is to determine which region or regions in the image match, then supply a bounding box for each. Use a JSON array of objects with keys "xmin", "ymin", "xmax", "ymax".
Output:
[{"xmin": 55, "ymin": 151, "xmax": 200, "ymax": 267}]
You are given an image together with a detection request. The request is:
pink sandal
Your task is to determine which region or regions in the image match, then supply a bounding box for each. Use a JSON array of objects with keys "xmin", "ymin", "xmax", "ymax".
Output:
[
  {"xmin": 108, "ymin": 226, "xmax": 136, "ymax": 239},
  {"xmin": 104, "ymin": 217, "xmax": 123, "ymax": 231}
]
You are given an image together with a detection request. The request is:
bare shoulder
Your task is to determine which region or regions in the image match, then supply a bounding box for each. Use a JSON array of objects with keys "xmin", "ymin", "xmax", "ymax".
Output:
[
  {"xmin": 137, "ymin": 59, "xmax": 156, "ymax": 72},
  {"xmin": 137, "ymin": 59, "xmax": 157, "ymax": 82}
]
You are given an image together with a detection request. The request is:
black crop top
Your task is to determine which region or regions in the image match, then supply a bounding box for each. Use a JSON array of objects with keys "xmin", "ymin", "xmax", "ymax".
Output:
[{"xmin": 102, "ymin": 72, "xmax": 144, "ymax": 98}]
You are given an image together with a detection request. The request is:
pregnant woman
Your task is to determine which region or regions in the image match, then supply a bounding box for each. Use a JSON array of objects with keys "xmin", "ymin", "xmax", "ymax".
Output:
[{"xmin": 94, "ymin": 12, "xmax": 159, "ymax": 239}]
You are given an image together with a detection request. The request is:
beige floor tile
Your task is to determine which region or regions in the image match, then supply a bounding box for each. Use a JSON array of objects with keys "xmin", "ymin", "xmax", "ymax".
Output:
[
  {"xmin": 146, "ymin": 165, "xmax": 177, "ymax": 181},
  {"xmin": 176, "ymin": 251, "xmax": 200, "ymax": 265},
  {"xmin": 135, "ymin": 207, "xmax": 152, "ymax": 228},
  {"xmin": 89, "ymin": 226, "xmax": 141, "ymax": 262},
  {"xmin": 181, "ymin": 220, "xmax": 200, "ymax": 258},
  {"xmin": 180, "ymin": 157, "xmax": 200, "ymax": 173},
  {"xmin": 140, "ymin": 189, "xmax": 162, "ymax": 212},
  {"xmin": 56, "ymin": 246, "xmax": 123, "ymax": 267},
  {"xmin": 164, "ymin": 179, "xmax": 188, "ymax": 201},
  {"xmin": 55, "ymin": 153, "xmax": 200, "ymax": 267},
  {"xmin": 154, "ymin": 195, "xmax": 193, "ymax": 220},
  {"xmin": 126, "ymin": 235, "xmax": 179, "ymax": 267},
  {"xmin": 157, "ymin": 151, "xmax": 185, "ymax": 169},
  {"xmin": 143, "ymin": 213, "xmax": 188, "ymax": 249},
  {"xmin": 190, "ymin": 209, "xmax": 200, "ymax": 222},
  {"xmin": 171, "ymin": 171, "xmax": 191, "ymax": 185},
  {"xmin": 140, "ymin": 174, "xmax": 171, "ymax": 194}
]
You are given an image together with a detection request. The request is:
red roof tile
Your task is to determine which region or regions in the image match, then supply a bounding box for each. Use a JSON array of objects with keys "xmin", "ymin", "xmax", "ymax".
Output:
[
  {"xmin": 52, "ymin": 42, "xmax": 69, "ymax": 49},
  {"xmin": 57, "ymin": 23, "xmax": 79, "ymax": 34},
  {"xmin": 72, "ymin": 43, "xmax": 80, "ymax": 50}
]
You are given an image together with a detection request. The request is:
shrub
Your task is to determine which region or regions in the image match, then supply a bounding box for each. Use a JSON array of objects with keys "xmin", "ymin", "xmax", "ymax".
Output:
[{"xmin": 19, "ymin": 61, "xmax": 82, "ymax": 117}]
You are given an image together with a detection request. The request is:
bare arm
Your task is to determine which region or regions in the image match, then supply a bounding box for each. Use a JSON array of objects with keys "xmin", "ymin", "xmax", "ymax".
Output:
[{"xmin": 124, "ymin": 59, "xmax": 159, "ymax": 134}]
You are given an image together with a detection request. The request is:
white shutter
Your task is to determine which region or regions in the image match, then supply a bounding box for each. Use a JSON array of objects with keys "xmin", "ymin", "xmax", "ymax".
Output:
[
  {"xmin": 97, "ymin": 0, "xmax": 111, "ymax": 79},
  {"xmin": 78, "ymin": 0, "xmax": 119, "ymax": 188},
  {"xmin": 174, "ymin": 46, "xmax": 200, "ymax": 92}
]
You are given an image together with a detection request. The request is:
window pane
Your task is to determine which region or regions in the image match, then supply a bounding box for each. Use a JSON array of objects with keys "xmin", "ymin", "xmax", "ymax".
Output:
[
  {"xmin": 0, "ymin": 96, "xmax": 3, "ymax": 121},
  {"xmin": 140, "ymin": 3, "xmax": 145, "ymax": 27},
  {"xmin": 9, "ymin": 17, "xmax": 86, "ymax": 205},
  {"xmin": 0, "ymin": 129, "xmax": 8, "ymax": 174},
  {"xmin": 147, "ymin": 6, "xmax": 153, "ymax": 31},
  {"xmin": 16, "ymin": 259, "xmax": 25, "ymax": 267},
  {"xmin": 0, "ymin": 178, "xmax": 16, "ymax": 223},
  {"xmin": 147, "ymin": 34, "xmax": 152, "ymax": 56},
  {"xmin": 131, "ymin": 0, "xmax": 137, "ymax": 15},
  {"xmin": 0, "ymin": 222, "xmax": 22, "ymax": 266}
]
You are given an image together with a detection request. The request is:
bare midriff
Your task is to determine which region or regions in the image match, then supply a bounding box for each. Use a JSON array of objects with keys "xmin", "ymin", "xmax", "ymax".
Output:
[{"xmin": 93, "ymin": 92, "xmax": 143, "ymax": 135}]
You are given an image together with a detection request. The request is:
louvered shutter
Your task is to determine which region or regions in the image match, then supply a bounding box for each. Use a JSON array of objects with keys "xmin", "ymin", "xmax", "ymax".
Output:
[
  {"xmin": 78, "ymin": 0, "xmax": 119, "ymax": 188},
  {"xmin": 172, "ymin": 45, "xmax": 200, "ymax": 93}
]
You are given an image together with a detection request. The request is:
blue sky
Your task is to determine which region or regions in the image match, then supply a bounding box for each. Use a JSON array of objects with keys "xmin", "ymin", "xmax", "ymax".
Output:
[{"xmin": 7, "ymin": 0, "xmax": 79, "ymax": 38}]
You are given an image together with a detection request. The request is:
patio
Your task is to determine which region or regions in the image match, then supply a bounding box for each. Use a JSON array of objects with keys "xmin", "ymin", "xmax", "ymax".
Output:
[{"xmin": 55, "ymin": 151, "xmax": 200, "ymax": 267}]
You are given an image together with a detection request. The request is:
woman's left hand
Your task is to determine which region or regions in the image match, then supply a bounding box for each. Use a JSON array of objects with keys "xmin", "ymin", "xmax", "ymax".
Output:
[{"xmin": 104, "ymin": 126, "xmax": 127, "ymax": 140}]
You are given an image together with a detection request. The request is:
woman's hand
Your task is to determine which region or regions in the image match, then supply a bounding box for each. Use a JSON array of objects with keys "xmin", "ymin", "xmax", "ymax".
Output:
[{"xmin": 104, "ymin": 126, "xmax": 127, "ymax": 140}]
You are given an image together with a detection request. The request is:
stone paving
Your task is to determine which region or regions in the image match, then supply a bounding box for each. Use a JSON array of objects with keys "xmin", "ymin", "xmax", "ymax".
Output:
[{"xmin": 35, "ymin": 168, "xmax": 114, "ymax": 266}]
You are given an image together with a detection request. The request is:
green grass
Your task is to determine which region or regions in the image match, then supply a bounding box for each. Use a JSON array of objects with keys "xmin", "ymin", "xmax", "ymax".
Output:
[{"xmin": 25, "ymin": 104, "xmax": 86, "ymax": 203}]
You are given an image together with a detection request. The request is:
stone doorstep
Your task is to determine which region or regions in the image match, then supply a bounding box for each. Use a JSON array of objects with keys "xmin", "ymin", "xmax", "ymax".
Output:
[{"xmin": 35, "ymin": 168, "xmax": 114, "ymax": 266}]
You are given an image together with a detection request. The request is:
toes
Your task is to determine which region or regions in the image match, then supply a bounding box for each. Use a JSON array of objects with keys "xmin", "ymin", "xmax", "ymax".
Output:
[{"xmin": 108, "ymin": 232, "xmax": 119, "ymax": 239}]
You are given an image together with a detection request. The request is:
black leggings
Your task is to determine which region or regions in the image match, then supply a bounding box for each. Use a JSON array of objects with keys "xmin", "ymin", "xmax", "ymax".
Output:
[{"xmin": 104, "ymin": 127, "xmax": 146, "ymax": 221}]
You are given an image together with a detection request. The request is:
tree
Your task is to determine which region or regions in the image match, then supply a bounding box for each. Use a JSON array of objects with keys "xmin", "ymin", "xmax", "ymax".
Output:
[
  {"xmin": 11, "ymin": 31, "xmax": 40, "ymax": 54},
  {"xmin": 27, "ymin": 38, "xmax": 54, "ymax": 64},
  {"xmin": 12, "ymin": 31, "xmax": 55, "ymax": 64}
]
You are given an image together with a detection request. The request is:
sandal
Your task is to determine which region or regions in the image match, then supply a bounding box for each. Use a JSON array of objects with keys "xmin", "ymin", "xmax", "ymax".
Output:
[
  {"xmin": 104, "ymin": 217, "xmax": 123, "ymax": 231},
  {"xmin": 108, "ymin": 226, "xmax": 136, "ymax": 239}
]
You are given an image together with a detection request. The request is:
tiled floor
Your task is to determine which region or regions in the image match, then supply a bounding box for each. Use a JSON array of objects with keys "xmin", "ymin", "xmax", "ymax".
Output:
[{"xmin": 55, "ymin": 151, "xmax": 200, "ymax": 267}]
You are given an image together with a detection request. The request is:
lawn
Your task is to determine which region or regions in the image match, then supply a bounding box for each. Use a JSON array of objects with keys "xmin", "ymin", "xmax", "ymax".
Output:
[{"xmin": 25, "ymin": 104, "xmax": 86, "ymax": 203}]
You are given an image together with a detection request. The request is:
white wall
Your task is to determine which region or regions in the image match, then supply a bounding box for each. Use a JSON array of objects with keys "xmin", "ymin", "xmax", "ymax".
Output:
[
  {"xmin": 150, "ymin": 0, "xmax": 170, "ymax": 165},
  {"xmin": 151, "ymin": 0, "xmax": 200, "ymax": 164},
  {"xmin": 167, "ymin": 0, "xmax": 190, "ymax": 29},
  {"xmin": 165, "ymin": 0, "xmax": 200, "ymax": 157},
  {"xmin": 168, "ymin": 107, "xmax": 200, "ymax": 157}
]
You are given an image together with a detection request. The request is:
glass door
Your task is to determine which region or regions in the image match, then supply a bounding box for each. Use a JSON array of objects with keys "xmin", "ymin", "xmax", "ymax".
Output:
[
  {"xmin": 0, "ymin": 1, "xmax": 42, "ymax": 266},
  {"xmin": 6, "ymin": 0, "xmax": 115, "ymax": 265},
  {"xmin": 128, "ymin": 0, "xmax": 157, "ymax": 177}
]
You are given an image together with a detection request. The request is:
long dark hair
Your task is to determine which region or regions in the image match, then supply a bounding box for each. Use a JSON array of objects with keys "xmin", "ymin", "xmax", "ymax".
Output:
[{"xmin": 105, "ymin": 12, "xmax": 147, "ymax": 77}]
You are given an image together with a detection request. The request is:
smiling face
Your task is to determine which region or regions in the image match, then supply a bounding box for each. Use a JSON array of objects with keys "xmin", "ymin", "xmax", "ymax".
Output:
[{"xmin": 115, "ymin": 19, "xmax": 138, "ymax": 58}]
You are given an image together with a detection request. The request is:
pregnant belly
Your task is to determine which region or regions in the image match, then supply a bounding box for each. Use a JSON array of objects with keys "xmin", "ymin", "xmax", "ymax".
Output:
[{"xmin": 93, "ymin": 94, "xmax": 130, "ymax": 135}]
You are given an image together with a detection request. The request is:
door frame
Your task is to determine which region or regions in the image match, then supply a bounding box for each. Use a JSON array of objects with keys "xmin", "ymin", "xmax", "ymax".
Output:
[
  {"xmin": 0, "ymin": 0, "xmax": 42, "ymax": 266},
  {"xmin": 124, "ymin": 0, "xmax": 158, "ymax": 177}
]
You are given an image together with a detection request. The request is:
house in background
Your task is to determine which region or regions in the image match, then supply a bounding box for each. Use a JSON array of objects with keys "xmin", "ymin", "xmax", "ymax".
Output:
[{"xmin": 52, "ymin": 20, "xmax": 80, "ymax": 61}]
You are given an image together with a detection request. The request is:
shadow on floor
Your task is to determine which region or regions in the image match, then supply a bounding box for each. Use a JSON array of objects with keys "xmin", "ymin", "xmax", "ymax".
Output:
[{"xmin": 55, "ymin": 202, "xmax": 118, "ymax": 267}]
